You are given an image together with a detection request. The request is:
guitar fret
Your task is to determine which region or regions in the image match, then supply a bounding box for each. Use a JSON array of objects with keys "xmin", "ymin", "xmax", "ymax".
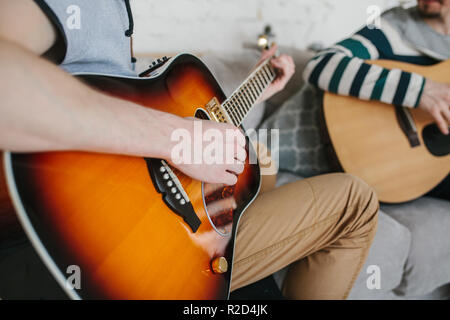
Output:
[
  {"xmin": 261, "ymin": 67, "xmax": 272, "ymax": 82},
  {"xmin": 264, "ymin": 65, "xmax": 274, "ymax": 78},
  {"xmin": 249, "ymin": 79, "xmax": 260, "ymax": 95},
  {"xmin": 268, "ymin": 69, "xmax": 276, "ymax": 80},
  {"xmin": 269, "ymin": 68, "xmax": 277, "ymax": 79},
  {"xmin": 259, "ymin": 71, "xmax": 269, "ymax": 85},
  {"xmin": 233, "ymin": 96, "xmax": 246, "ymax": 121},
  {"xmin": 240, "ymin": 85, "xmax": 249, "ymax": 105},
  {"xmin": 235, "ymin": 93, "xmax": 246, "ymax": 112},
  {"xmin": 247, "ymin": 81, "xmax": 259, "ymax": 101},
  {"xmin": 239, "ymin": 92, "xmax": 251, "ymax": 117},
  {"xmin": 254, "ymin": 75, "xmax": 264, "ymax": 92},
  {"xmin": 241, "ymin": 85, "xmax": 254, "ymax": 107},
  {"xmin": 245, "ymin": 83, "xmax": 257, "ymax": 103},
  {"xmin": 266, "ymin": 65, "xmax": 275, "ymax": 78},
  {"xmin": 219, "ymin": 60, "xmax": 275, "ymax": 126},
  {"xmin": 267, "ymin": 65, "xmax": 276, "ymax": 79},
  {"xmin": 223, "ymin": 102, "xmax": 239, "ymax": 125},
  {"xmin": 227, "ymin": 99, "xmax": 240, "ymax": 125},
  {"xmin": 224, "ymin": 99, "xmax": 239, "ymax": 121},
  {"xmin": 239, "ymin": 92, "xmax": 251, "ymax": 110},
  {"xmin": 269, "ymin": 65, "xmax": 276, "ymax": 77},
  {"xmin": 229, "ymin": 103, "xmax": 240, "ymax": 125}
]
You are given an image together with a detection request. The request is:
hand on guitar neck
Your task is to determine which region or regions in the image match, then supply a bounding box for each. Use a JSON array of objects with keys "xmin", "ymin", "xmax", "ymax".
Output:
[
  {"xmin": 169, "ymin": 45, "xmax": 294, "ymax": 186},
  {"xmin": 254, "ymin": 44, "xmax": 296, "ymax": 104},
  {"xmin": 418, "ymin": 79, "xmax": 450, "ymax": 135},
  {"xmin": 168, "ymin": 119, "xmax": 247, "ymax": 186},
  {"xmin": 170, "ymin": 46, "xmax": 294, "ymax": 186}
]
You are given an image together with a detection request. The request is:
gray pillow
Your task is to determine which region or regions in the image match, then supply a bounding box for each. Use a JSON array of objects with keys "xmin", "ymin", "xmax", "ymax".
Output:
[
  {"xmin": 381, "ymin": 197, "xmax": 450, "ymax": 297},
  {"xmin": 348, "ymin": 211, "xmax": 411, "ymax": 299},
  {"xmin": 260, "ymin": 84, "xmax": 333, "ymax": 178}
]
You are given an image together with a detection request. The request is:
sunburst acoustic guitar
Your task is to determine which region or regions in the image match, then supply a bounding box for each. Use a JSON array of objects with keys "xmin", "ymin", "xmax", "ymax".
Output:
[
  {"xmin": 323, "ymin": 59, "xmax": 450, "ymax": 203},
  {"xmin": 0, "ymin": 53, "xmax": 278, "ymax": 299}
]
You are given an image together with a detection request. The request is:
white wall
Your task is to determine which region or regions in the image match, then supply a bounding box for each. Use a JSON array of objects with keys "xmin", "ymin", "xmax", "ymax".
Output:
[{"xmin": 131, "ymin": 0, "xmax": 415, "ymax": 55}]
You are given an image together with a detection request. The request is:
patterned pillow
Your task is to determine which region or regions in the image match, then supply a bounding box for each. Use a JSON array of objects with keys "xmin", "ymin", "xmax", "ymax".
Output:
[{"xmin": 260, "ymin": 84, "xmax": 334, "ymax": 178}]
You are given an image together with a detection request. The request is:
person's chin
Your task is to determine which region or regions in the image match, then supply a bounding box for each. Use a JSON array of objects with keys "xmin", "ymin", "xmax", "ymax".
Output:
[
  {"xmin": 418, "ymin": 0, "xmax": 443, "ymax": 18},
  {"xmin": 418, "ymin": 7, "xmax": 442, "ymax": 18}
]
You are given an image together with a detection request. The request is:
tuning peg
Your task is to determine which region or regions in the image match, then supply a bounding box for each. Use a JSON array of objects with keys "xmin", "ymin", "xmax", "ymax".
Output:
[{"xmin": 257, "ymin": 24, "xmax": 275, "ymax": 50}]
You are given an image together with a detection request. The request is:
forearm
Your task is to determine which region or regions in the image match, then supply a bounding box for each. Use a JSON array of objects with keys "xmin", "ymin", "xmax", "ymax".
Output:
[
  {"xmin": 0, "ymin": 39, "xmax": 185, "ymax": 159},
  {"xmin": 303, "ymin": 50, "xmax": 426, "ymax": 108}
]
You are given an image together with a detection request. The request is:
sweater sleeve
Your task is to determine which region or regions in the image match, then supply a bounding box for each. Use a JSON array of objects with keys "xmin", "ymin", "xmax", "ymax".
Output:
[{"xmin": 303, "ymin": 26, "xmax": 426, "ymax": 108}]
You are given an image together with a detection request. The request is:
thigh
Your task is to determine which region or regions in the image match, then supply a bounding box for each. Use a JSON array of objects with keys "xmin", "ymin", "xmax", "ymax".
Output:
[{"xmin": 231, "ymin": 173, "xmax": 376, "ymax": 291}]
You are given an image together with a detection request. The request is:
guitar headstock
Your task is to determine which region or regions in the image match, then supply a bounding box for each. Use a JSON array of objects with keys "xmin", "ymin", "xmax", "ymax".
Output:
[
  {"xmin": 242, "ymin": 24, "xmax": 277, "ymax": 55},
  {"xmin": 257, "ymin": 25, "xmax": 275, "ymax": 51}
]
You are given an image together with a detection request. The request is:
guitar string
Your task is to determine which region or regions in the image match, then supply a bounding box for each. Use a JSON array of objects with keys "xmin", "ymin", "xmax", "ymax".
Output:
[{"xmin": 221, "ymin": 60, "xmax": 275, "ymax": 126}]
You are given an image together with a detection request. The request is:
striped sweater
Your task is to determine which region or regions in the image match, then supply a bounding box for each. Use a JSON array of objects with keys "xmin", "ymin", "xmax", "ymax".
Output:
[{"xmin": 303, "ymin": 6, "xmax": 443, "ymax": 109}]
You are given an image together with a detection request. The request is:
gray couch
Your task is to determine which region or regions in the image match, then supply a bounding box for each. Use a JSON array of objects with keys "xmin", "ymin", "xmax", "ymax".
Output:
[{"xmin": 187, "ymin": 47, "xmax": 450, "ymax": 300}]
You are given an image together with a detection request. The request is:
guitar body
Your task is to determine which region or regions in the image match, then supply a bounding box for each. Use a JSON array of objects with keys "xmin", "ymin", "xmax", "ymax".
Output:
[
  {"xmin": 1, "ymin": 54, "xmax": 261, "ymax": 299},
  {"xmin": 323, "ymin": 60, "xmax": 450, "ymax": 203}
]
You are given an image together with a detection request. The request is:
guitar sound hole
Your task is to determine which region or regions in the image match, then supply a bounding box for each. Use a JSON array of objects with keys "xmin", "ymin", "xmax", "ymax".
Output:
[
  {"xmin": 422, "ymin": 123, "xmax": 450, "ymax": 157},
  {"xmin": 194, "ymin": 108, "xmax": 210, "ymax": 120},
  {"xmin": 202, "ymin": 183, "xmax": 234, "ymax": 236}
]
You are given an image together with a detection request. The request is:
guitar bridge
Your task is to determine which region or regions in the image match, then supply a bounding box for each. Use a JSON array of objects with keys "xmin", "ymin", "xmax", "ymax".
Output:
[
  {"xmin": 145, "ymin": 158, "xmax": 201, "ymax": 233},
  {"xmin": 205, "ymin": 97, "xmax": 233, "ymax": 124}
]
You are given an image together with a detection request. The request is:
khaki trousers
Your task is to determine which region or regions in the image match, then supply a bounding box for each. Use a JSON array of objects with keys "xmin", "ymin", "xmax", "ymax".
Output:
[{"xmin": 230, "ymin": 172, "xmax": 379, "ymax": 300}]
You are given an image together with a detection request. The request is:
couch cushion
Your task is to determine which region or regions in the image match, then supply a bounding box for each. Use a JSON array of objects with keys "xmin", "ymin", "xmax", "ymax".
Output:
[
  {"xmin": 381, "ymin": 196, "xmax": 450, "ymax": 297},
  {"xmin": 347, "ymin": 211, "xmax": 411, "ymax": 299}
]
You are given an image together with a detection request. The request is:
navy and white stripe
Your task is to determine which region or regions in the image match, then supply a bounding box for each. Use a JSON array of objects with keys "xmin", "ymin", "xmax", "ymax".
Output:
[{"xmin": 303, "ymin": 17, "xmax": 439, "ymax": 108}]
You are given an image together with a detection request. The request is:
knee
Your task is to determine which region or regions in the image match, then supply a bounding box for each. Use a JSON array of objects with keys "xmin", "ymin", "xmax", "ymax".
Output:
[
  {"xmin": 339, "ymin": 173, "xmax": 378, "ymax": 205},
  {"xmin": 337, "ymin": 173, "xmax": 379, "ymax": 231}
]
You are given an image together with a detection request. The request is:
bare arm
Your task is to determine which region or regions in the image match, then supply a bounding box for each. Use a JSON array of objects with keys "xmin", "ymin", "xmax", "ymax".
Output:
[
  {"xmin": 0, "ymin": 38, "xmax": 189, "ymax": 159},
  {"xmin": 0, "ymin": 0, "xmax": 246, "ymax": 185},
  {"xmin": 0, "ymin": 0, "xmax": 192, "ymax": 159}
]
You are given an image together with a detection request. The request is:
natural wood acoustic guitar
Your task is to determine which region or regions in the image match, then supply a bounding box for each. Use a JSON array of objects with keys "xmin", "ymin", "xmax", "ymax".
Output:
[
  {"xmin": 0, "ymin": 53, "xmax": 277, "ymax": 299},
  {"xmin": 323, "ymin": 59, "xmax": 450, "ymax": 203}
]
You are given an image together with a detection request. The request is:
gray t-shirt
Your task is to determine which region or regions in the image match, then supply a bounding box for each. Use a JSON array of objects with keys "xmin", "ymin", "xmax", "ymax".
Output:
[{"xmin": 34, "ymin": 0, "xmax": 137, "ymax": 76}]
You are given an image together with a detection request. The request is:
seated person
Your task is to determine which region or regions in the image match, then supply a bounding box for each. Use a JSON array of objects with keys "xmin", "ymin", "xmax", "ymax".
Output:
[
  {"xmin": 262, "ymin": 0, "xmax": 449, "ymax": 201},
  {"xmin": 0, "ymin": 0, "xmax": 378, "ymax": 299}
]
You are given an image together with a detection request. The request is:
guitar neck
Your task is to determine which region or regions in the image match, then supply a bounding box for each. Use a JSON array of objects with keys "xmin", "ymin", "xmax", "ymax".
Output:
[{"xmin": 222, "ymin": 58, "xmax": 276, "ymax": 127}]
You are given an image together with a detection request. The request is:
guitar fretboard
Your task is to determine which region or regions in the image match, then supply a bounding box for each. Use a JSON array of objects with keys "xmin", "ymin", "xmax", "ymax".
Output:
[{"xmin": 221, "ymin": 59, "xmax": 276, "ymax": 127}]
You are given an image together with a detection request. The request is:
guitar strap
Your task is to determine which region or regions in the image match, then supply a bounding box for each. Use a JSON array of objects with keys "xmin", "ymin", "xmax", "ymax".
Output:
[{"xmin": 395, "ymin": 106, "xmax": 420, "ymax": 148}]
